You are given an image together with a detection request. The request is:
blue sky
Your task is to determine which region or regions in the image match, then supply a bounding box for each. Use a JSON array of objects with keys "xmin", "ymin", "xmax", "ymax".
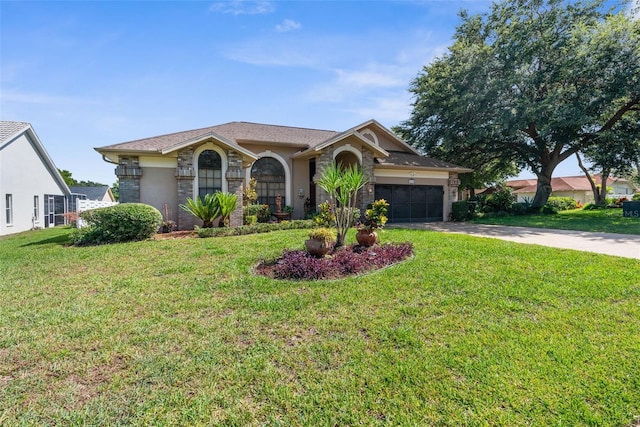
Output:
[{"xmin": 1, "ymin": 0, "xmax": 635, "ymax": 186}]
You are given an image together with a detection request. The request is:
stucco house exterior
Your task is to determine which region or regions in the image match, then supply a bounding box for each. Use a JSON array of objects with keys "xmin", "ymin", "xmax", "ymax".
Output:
[
  {"xmin": 95, "ymin": 120, "xmax": 471, "ymax": 230},
  {"xmin": 507, "ymin": 175, "xmax": 639, "ymax": 204},
  {"xmin": 0, "ymin": 121, "xmax": 71, "ymax": 236}
]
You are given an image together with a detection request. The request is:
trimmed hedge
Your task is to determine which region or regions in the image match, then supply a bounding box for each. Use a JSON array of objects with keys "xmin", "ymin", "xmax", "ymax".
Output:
[
  {"xmin": 197, "ymin": 219, "xmax": 315, "ymax": 238},
  {"xmin": 71, "ymin": 203, "xmax": 162, "ymax": 245}
]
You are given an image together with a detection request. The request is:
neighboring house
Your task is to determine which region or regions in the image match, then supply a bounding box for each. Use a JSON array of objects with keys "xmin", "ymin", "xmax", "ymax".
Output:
[
  {"xmin": 95, "ymin": 120, "xmax": 471, "ymax": 230},
  {"xmin": 68, "ymin": 185, "xmax": 116, "ymax": 213},
  {"xmin": 506, "ymin": 175, "xmax": 639, "ymax": 204},
  {"xmin": 0, "ymin": 121, "xmax": 71, "ymax": 236}
]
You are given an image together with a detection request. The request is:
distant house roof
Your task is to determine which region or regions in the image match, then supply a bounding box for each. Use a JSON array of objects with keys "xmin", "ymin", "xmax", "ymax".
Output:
[
  {"xmin": 509, "ymin": 175, "xmax": 635, "ymax": 193},
  {"xmin": 69, "ymin": 185, "xmax": 114, "ymax": 201}
]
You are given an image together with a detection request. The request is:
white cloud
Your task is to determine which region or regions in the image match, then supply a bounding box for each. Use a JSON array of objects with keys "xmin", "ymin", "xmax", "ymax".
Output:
[
  {"xmin": 333, "ymin": 67, "xmax": 406, "ymax": 89},
  {"xmin": 346, "ymin": 95, "xmax": 413, "ymax": 124},
  {"xmin": 275, "ymin": 19, "xmax": 302, "ymax": 33},
  {"xmin": 209, "ymin": 0, "xmax": 274, "ymax": 15}
]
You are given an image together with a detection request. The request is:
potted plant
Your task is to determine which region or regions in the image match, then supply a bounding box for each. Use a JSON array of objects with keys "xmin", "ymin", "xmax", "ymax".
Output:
[
  {"xmin": 356, "ymin": 199, "xmax": 389, "ymax": 247},
  {"xmin": 305, "ymin": 227, "xmax": 336, "ymax": 257}
]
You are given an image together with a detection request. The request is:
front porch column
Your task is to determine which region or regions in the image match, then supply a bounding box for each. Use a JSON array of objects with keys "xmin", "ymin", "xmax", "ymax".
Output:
[
  {"xmin": 447, "ymin": 173, "xmax": 461, "ymax": 221},
  {"xmin": 361, "ymin": 148, "xmax": 375, "ymax": 212},
  {"xmin": 115, "ymin": 156, "xmax": 142, "ymax": 203},
  {"xmin": 226, "ymin": 150, "xmax": 244, "ymax": 227},
  {"xmin": 313, "ymin": 149, "xmax": 334, "ymax": 208},
  {"xmin": 176, "ymin": 147, "xmax": 196, "ymax": 230}
]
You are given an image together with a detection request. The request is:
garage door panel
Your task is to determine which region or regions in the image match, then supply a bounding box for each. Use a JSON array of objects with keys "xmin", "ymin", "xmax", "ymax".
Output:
[{"xmin": 375, "ymin": 184, "xmax": 443, "ymax": 223}]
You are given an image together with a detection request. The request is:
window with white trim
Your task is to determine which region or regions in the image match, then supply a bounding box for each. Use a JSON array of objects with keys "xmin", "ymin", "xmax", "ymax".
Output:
[
  {"xmin": 6, "ymin": 194, "xmax": 13, "ymax": 225},
  {"xmin": 34, "ymin": 195, "xmax": 39, "ymax": 221}
]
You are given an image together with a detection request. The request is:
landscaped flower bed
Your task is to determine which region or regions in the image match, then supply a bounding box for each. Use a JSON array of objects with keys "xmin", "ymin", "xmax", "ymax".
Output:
[{"xmin": 255, "ymin": 242, "xmax": 413, "ymax": 280}]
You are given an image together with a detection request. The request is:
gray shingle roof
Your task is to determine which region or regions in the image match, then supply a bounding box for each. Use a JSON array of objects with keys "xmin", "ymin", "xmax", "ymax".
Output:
[
  {"xmin": 376, "ymin": 151, "xmax": 472, "ymax": 171},
  {"xmin": 0, "ymin": 121, "xmax": 30, "ymax": 144},
  {"xmin": 69, "ymin": 186, "xmax": 110, "ymax": 200},
  {"xmin": 97, "ymin": 122, "xmax": 341, "ymax": 152}
]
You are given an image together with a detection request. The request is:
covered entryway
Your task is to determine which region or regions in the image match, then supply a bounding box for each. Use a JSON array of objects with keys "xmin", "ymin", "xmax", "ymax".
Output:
[{"xmin": 375, "ymin": 184, "xmax": 443, "ymax": 223}]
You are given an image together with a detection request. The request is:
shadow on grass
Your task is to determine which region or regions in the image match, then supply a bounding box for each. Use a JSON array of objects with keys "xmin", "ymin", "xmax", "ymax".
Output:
[{"xmin": 20, "ymin": 233, "xmax": 71, "ymax": 247}]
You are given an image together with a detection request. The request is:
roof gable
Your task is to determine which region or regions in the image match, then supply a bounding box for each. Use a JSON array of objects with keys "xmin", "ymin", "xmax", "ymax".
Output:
[{"xmin": 0, "ymin": 121, "xmax": 71, "ymax": 196}]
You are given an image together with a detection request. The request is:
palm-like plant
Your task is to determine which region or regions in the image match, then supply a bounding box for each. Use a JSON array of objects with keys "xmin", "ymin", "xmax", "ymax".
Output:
[
  {"xmin": 180, "ymin": 192, "xmax": 239, "ymax": 228},
  {"xmin": 214, "ymin": 192, "xmax": 238, "ymax": 227},
  {"xmin": 180, "ymin": 194, "xmax": 221, "ymax": 228},
  {"xmin": 316, "ymin": 162, "xmax": 367, "ymax": 248}
]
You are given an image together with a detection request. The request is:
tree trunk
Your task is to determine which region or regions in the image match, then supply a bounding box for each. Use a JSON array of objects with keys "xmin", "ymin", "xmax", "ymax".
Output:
[
  {"xmin": 531, "ymin": 173, "xmax": 553, "ymax": 209},
  {"xmin": 597, "ymin": 170, "xmax": 610, "ymax": 206},
  {"xmin": 575, "ymin": 152, "xmax": 604, "ymax": 206}
]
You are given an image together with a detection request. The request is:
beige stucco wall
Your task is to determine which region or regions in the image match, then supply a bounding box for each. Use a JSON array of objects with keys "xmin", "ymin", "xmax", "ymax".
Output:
[
  {"xmin": 139, "ymin": 166, "xmax": 178, "ymax": 222},
  {"xmin": 0, "ymin": 132, "xmax": 67, "ymax": 235}
]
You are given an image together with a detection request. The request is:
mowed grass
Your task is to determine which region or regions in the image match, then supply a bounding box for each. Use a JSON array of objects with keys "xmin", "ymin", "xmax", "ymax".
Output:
[
  {"xmin": 1, "ymin": 227, "xmax": 639, "ymax": 426},
  {"xmin": 472, "ymin": 207, "xmax": 640, "ymax": 235}
]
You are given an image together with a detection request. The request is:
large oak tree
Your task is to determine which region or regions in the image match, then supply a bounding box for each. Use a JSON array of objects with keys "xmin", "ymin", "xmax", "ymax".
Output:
[{"xmin": 398, "ymin": 0, "xmax": 640, "ymax": 208}]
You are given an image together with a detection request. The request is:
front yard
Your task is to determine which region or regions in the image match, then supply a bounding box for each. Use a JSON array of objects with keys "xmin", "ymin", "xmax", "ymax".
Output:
[
  {"xmin": 472, "ymin": 207, "xmax": 640, "ymax": 235},
  {"xmin": 1, "ymin": 227, "xmax": 639, "ymax": 426}
]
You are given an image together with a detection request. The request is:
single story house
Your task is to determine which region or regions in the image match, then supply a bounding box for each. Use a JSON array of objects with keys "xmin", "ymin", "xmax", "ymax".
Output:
[
  {"xmin": 0, "ymin": 121, "xmax": 71, "ymax": 236},
  {"xmin": 95, "ymin": 120, "xmax": 471, "ymax": 230},
  {"xmin": 506, "ymin": 175, "xmax": 638, "ymax": 204}
]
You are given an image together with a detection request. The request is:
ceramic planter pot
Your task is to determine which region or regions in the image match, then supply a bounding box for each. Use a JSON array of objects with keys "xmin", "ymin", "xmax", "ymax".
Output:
[
  {"xmin": 305, "ymin": 238, "xmax": 331, "ymax": 257},
  {"xmin": 356, "ymin": 229, "xmax": 377, "ymax": 247}
]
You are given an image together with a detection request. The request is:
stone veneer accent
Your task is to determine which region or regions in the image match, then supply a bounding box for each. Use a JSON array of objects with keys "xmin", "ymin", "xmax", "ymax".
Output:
[
  {"xmin": 313, "ymin": 146, "xmax": 376, "ymax": 218},
  {"xmin": 448, "ymin": 172, "xmax": 460, "ymax": 220},
  {"xmin": 115, "ymin": 156, "xmax": 142, "ymax": 203},
  {"xmin": 176, "ymin": 147, "xmax": 196, "ymax": 230},
  {"xmin": 360, "ymin": 147, "xmax": 375, "ymax": 212},
  {"xmin": 226, "ymin": 150, "xmax": 244, "ymax": 227}
]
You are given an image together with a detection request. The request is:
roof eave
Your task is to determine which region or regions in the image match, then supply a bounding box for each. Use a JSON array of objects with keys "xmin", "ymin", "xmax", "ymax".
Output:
[{"xmin": 375, "ymin": 163, "xmax": 473, "ymax": 173}]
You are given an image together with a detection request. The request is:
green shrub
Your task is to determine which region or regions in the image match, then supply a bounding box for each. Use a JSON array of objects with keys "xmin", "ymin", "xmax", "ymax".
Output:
[
  {"xmin": 632, "ymin": 193, "xmax": 640, "ymax": 201},
  {"xmin": 243, "ymin": 214, "xmax": 257, "ymax": 226},
  {"xmin": 510, "ymin": 202, "xmax": 529, "ymax": 215},
  {"xmin": 545, "ymin": 197, "xmax": 578, "ymax": 212},
  {"xmin": 244, "ymin": 204, "xmax": 271, "ymax": 223},
  {"xmin": 451, "ymin": 201, "xmax": 473, "ymax": 221},
  {"xmin": 484, "ymin": 187, "xmax": 515, "ymax": 213},
  {"xmin": 72, "ymin": 203, "xmax": 162, "ymax": 245}
]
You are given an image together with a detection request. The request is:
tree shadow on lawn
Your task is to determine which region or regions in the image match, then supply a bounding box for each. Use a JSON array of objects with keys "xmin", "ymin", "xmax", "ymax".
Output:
[{"xmin": 20, "ymin": 233, "xmax": 71, "ymax": 247}]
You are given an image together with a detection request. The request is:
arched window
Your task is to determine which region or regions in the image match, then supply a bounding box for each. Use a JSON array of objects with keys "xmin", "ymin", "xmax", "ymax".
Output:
[
  {"xmin": 251, "ymin": 157, "xmax": 286, "ymax": 211},
  {"xmin": 198, "ymin": 150, "xmax": 222, "ymax": 198}
]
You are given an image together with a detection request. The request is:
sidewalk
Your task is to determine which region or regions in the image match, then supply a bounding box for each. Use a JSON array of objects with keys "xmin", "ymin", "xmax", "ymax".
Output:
[{"xmin": 392, "ymin": 222, "xmax": 640, "ymax": 260}]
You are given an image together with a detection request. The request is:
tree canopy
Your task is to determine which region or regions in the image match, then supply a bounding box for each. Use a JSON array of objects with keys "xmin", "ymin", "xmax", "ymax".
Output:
[{"xmin": 398, "ymin": 0, "xmax": 640, "ymax": 207}]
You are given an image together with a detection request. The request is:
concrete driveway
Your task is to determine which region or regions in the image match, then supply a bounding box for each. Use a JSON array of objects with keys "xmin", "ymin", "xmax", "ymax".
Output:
[{"xmin": 391, "ymin": 222, "xmax": 640, "ymax": 260}]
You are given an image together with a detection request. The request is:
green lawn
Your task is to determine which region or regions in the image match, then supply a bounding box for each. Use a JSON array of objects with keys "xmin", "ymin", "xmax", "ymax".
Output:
[
  {"xmin": 471, "ymin": 207, "xmax": 640, "ymax": 235},
  {"xmin": 1, "ymin": 227, "xmax": 639, "ymax": 426}
]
